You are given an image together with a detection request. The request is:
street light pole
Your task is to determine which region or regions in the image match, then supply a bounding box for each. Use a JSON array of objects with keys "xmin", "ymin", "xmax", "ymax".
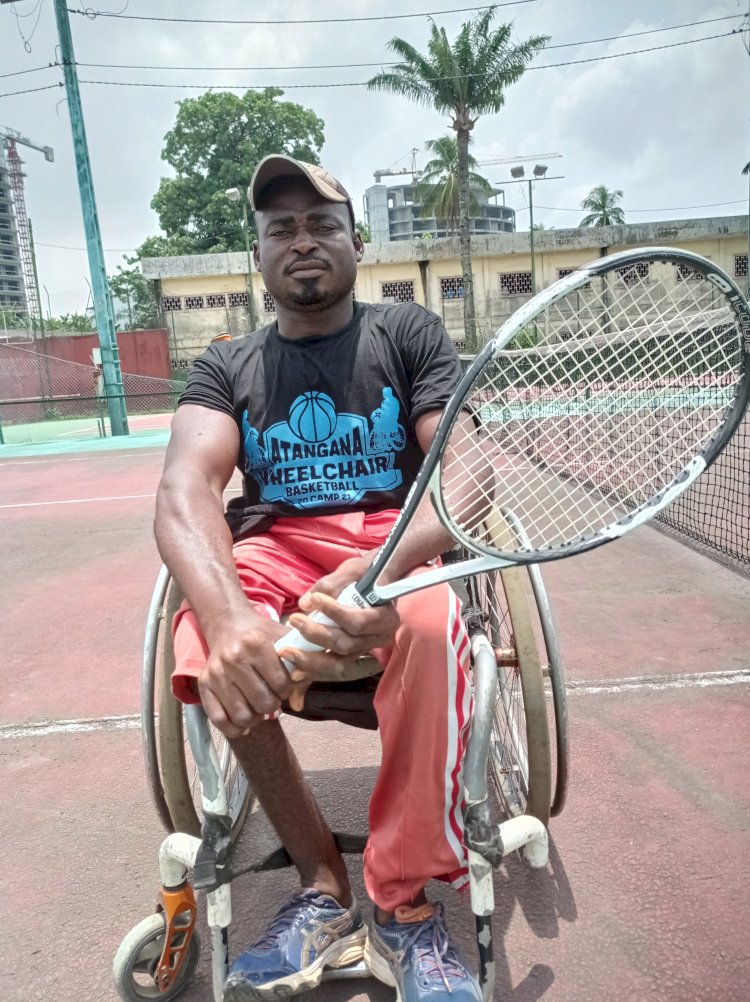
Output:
[
  {"xmin": 528, "ymin": 179, "xmax": 536, "ymax": 294},
  {"xmin": 225, "ymin": 187, "xmax": 259, "ymax": 331},
  {"xmin": 509, "ymin": 164, "xmax": 559, "ymax": 296}
]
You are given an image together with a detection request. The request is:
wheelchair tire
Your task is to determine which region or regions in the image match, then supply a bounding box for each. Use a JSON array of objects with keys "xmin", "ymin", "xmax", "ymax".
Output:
[
  {"xmin": 142, "ymin": 568, "xmax": 253, "ymax": 839},
  {"xmin": 527, "ymin": 561, "xmax": 569, "ymax": 817},
  {"xmin": 113, "ymin": 912, "xmax": 200, "ymax": 1001},
  {"xmin": 141, "ymin": 565, "xmax": 177, "ymax": 833},
  {"xmin": 466, "ymin": 565, "xmax": 552, "ymax": 826},
  {"xmin": 157, "ymin": 574, "xmax": 253, "ymax": 839}
]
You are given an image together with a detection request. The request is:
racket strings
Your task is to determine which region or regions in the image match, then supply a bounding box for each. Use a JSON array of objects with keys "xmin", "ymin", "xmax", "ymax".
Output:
[{"xmin": 439, "ymin": 260, "xmax": 741, "ymax": 554}]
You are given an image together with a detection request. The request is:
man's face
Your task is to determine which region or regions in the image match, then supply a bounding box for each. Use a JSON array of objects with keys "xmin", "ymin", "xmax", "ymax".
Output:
[{"xmin": 253, "ymin": 178, "xmax": 363, "ymax": 313}]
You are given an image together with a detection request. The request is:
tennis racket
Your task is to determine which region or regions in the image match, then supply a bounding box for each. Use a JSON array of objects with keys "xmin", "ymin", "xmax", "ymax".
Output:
[{"xmin": 275, "ymin": 246, "xmax": 750, "ymax": 658}]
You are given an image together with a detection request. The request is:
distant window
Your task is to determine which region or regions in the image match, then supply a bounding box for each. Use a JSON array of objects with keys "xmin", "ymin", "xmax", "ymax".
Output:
[
  {"xmin": 228, "ymin": 291, "xmax": 248, "ymax": 308},
  {"xmin": 262, "ymin": 290, "xmax": 276, "ymax": 313},
  {"xmin": 205, "ymin": 293, "xmax": 226, "ymax": 308},
  {"xmin": 735, "ymin": 255, "xmax": 748, "ymax": 279},
  {"xmin": 381, "ymin": 280, "xmax": 415, "ymax": 304},
  {"xmin": 677, "ymin": 264, "xmax": 702, "ymax": 282},
  {"xmin": 557, "ymin": 268, "xmax": 576, "ymax": 280},
  {"xmin": 499, "ymin": 272, "xmax": 532, "ymax": 297},
  {"xmin": 440, "ymin": 277, "xmax": 464, "ymax": 300},
  {"xmin": 184, "ymin": 295, "xmax": 205, "ymax": 310},
  {"xmin": 616, "ymin": 261, "xmax": 649, "ymax": 285},
  {"xmin": 162, "ymin": 296, "xmax": 182, "ymax": 311}
]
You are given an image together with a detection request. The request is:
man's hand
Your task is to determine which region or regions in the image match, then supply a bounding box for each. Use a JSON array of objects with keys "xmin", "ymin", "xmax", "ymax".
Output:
[
  {"xmin": 279, "ymin": 555, "xmax": 399, "ymax": 692},
  {"xmin": 197, "ymin": 614, "xmax": 294, "ymax": 738},
  {"xmin": 198, "ymin": 557, "xmax": 399, "ymax": 737}
]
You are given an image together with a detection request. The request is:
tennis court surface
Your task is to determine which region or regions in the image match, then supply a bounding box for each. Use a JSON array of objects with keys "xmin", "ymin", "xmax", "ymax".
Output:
[{"xmin": 1, "ymin": 435, "xmax": 749, "ymax": 1001}]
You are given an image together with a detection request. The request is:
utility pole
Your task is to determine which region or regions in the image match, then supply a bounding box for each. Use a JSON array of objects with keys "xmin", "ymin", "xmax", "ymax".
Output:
[{"xmin": 52, "ymin": 0, "xmax": 128, "ymax": 435}]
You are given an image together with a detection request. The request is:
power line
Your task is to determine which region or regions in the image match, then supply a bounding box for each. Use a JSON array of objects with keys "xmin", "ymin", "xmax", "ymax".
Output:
[
  {"xmin": 67, "ymin": 1, "xmax": 536, "ymax": 26},
  {"xmin": 63, "ymin": 31, "xmax": 736, "ymax": 93},
  {"xmin": 0, "ymin": 83, "xmax": 62, "ymax": 98},
  {"xmin": 37, "ymin": 241, "xmax": 137, "ymax": 251},
  {"xmin": 1, "ymin": 13, "xmax": 740, "ymax": 80},
  {"xmin": 0, "ymin": 64, "xmax": 56, "ymax": 80},
  {"xmin": 70, "ymin": 14, "xmax": 743, "ymax": 72},
  {"xmin": 532, "ymin": 200, "xmax": 745, "ymax": 213}
]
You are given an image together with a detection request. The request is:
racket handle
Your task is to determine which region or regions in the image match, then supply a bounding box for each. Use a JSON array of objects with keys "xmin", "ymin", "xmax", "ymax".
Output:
[{"xmin": 273, "ymin": 583, "xmax": 372, "ymax": 673}]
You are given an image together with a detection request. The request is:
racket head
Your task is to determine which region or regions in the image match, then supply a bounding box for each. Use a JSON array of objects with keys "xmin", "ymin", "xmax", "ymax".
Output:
[{"xmin": 434, "ymin": 247, "xmax": 750, "ymax": 564}]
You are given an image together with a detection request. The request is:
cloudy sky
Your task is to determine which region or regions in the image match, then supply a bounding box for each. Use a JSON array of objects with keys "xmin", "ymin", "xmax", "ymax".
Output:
[{"xmin": 1, "ymin": 0, "xmax": 748, "ymax": 315}]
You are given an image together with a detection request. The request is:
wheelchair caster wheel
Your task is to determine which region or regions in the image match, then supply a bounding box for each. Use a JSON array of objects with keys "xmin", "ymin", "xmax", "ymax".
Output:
[{"xmin": 113, "ymin": 913, "xmax": 200, "ymax": 1001}]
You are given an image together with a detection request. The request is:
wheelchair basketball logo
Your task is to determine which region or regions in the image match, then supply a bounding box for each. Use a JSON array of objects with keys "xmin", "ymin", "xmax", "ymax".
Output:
[
  {"xmin": 242, "ymin": 386, "xmax": 406, "ymax": 509},
  {"xmin": 288, "ymin": 391, "xmax": 338, "ymax": 443}
]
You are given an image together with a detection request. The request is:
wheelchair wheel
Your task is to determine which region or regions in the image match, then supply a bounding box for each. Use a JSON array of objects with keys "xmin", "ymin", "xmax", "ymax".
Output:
[
  {"xmin": 142, "ymin": 568, "xmax": 253, "ymax": 839},
  {"xmin": 113, "ymin": 913, "xmax": 200, "ymax": 1001},
  {"xmin": 527, "ymin": 561, "xmax": 569, "ymax": 817},
  {"xmin": 465, "ymin": 566, "xmax": 552, "ymax": 825}
]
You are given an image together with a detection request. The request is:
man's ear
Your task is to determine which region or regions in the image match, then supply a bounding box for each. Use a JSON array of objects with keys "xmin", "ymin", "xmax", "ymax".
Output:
[
  {"xmin": 353, "ymin": 232, "xmax": 364, "ymax": 262},
  {"xmin": 253, "ymin": 240, "xmax": 261, "ymax": 271}
]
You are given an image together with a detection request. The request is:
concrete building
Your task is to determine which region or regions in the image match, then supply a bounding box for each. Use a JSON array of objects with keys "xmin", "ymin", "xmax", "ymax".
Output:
[
  {"xmin": 364, "ymin": 182, "xmax": 515, "ymax": 243},
  {"xmin": 0, "ymin": 145, "xmax": 27, "ymax": 315},
  {"xmin": 141, "ymin": 215, "xmax": 749, "ymax": 361}
]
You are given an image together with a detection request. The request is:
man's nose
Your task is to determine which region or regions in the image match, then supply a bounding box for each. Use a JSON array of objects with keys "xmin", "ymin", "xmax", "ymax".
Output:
[{"xmin": 289, "ymin": 229, "xmax": 319, "ymax": 254}]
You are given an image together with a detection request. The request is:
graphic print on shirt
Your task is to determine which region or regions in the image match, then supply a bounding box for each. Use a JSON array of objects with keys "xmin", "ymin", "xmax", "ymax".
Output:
[{"xmin": 242, "ymin": 388, "xmax": 407, "ymax": 509}]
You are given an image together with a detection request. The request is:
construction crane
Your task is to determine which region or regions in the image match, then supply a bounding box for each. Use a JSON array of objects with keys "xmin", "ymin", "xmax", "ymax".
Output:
[
  {"xmin": 0, "ymin": 126, "xmax": 54, "ymax": 321},
  {"xmin": 374, "ymin": 150, "xmax": 562, "ymax": 184},
  {"xmin": 373, "ymin": 148, "xmax": 420, "ymax": 184}
]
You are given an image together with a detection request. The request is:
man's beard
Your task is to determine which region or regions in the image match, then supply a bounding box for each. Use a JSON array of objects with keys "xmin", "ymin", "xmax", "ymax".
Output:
[{"xmin": 277, "ymin": 278, "xmax": 348, "ymax": 312}]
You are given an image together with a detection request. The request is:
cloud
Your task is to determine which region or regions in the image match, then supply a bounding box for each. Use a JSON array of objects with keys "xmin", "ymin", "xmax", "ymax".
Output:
[{"xmin": 1, "ymin": 0, "xmax": 745, "ymax": 313}]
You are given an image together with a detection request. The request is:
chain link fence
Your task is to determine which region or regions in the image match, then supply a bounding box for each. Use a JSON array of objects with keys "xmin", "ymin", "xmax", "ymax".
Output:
[{"xmin": 0, "ymin": 342, "xmax": 182, "ymax": 445}]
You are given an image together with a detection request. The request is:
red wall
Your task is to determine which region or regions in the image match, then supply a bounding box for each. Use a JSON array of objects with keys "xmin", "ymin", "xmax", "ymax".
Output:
[
  {"xmin": 26, "ymin": 329, "xmax": 172, "ymax": 379},
  {"xmin": 0, "ymin": 329, "xmax": 172, "ymax": 421}
]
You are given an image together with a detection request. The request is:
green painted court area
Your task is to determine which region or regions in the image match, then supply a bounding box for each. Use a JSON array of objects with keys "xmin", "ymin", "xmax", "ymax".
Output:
[
  {"xmin": 0, "ymin": 414, "xmax": 109, "ymax": 445},
  {"xmin": 0, "ymin": 410, "xmax": 173, "ymax": 456},
  {"xmin": 478, "ymin": 385, "xmax": 733, "ymax": 422}
]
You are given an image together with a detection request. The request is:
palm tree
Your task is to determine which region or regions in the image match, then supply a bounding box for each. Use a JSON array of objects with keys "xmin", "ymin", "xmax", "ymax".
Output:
[
  {"xmin": 416, "ymin": 135, "xmax": 493, "ymax": 235},
  {"xmin": 579, "ymin": 185, "xmax": 625, "ymax": 227},
  {"xmin": 368, "ymin": 9, "xmax": 548, "ymax": 352}
]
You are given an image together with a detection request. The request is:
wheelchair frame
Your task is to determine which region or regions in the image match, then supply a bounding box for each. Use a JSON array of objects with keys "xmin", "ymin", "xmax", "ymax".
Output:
[{"xmin": 118, "ymin": 520, "xmax": 568, "ymax": 1002}]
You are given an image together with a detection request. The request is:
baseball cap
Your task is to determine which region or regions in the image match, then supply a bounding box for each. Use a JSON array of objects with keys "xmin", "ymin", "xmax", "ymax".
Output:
[{"xmin": 250, "ymin": 155, "xmax": 355, "ymax": 227}]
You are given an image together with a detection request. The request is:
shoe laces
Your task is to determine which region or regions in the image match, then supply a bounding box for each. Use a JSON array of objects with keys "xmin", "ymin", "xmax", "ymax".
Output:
[
  {"xmin": 255, "ymin": 890, "xmax": 324, "ymax": 950},
  {"xmin": 401, "ymin": 903, "xmax": 466, "ymax": 993}
]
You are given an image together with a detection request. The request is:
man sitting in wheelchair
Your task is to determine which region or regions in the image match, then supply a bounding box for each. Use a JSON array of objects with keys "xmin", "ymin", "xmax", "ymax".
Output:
[{"xmin": 155, "ymin": 155, "xmax": 482, "ymax": 1002}]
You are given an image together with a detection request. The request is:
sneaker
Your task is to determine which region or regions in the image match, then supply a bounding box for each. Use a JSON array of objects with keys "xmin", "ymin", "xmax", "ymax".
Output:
[
  {"xmin": 364, "ymin": 902, "xmax": 482, "ymax": 1002},
  {"xmin": 223, "ymin": 889, "xmax": 366, "ymax": 1000}
]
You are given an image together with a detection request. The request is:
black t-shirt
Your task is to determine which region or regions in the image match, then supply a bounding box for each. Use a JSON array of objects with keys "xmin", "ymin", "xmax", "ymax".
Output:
[{"xmin": 179, "ymin": 301, "xmax": 463, "ymax": 540}]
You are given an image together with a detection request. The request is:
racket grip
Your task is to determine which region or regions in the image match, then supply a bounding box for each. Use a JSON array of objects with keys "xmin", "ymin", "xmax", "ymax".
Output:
[{"xmin": 273, "ymin": 583, "xmax": 372, "ymax": 674}]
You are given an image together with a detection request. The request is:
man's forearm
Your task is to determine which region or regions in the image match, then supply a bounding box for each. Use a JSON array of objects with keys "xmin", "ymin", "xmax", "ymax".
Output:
[{"xmin": 154, "ymin": 476, "xmax": 257, "ymax": 645}]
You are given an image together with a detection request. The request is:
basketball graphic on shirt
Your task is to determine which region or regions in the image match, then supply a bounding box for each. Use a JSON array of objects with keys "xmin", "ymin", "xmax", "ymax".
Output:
[{"xmin": 288, "ymin": 391, "xmax": 338, "ymax": 442}]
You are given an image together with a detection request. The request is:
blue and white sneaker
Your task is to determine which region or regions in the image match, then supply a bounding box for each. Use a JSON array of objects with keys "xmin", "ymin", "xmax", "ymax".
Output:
[
  {"xmin": 223, "ymin": 889, "xmax": 366, "ymax": 1000},
  {"xmin": 364, "ymin": 902, "xmax": 482, "ymax": 1002}
]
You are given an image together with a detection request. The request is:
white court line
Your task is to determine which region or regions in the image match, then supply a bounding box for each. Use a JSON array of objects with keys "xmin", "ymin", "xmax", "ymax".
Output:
[
  {"xmin": 566, "ymin": 668, "xmax": 750, "ymax": 696},
  {"xmin": 1, "ymin": 713, "xmax": 141, "ymax": 740},
  {"xmin": 0, "ymin": 493, "xmax": 157, "ymax": 509},
  {"xmin": 0, "ymin": 486, "xmax": 242, "ymax": 509},
  {"xmin": 3, "ymin": 669, "xmax": 748, "ymax": 741},
  {"xmin": 0, "ymin": 450, "xmax": 167, "ymax": 468}
]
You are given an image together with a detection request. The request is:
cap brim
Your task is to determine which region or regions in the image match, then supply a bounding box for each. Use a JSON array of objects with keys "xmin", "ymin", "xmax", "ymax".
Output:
[{"xmin": 250, "ymin": 155, "xmax": 354, "ymax": 224}]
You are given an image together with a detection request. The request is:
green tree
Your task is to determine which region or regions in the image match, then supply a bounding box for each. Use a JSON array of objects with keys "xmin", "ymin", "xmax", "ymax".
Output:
[
  {"xmin": 579, "ymin": 185, "xmax": 625, "ymax": 227},
  {"xmin": 416, "ymin": 135, "xmax": 492, "ymax": 235},
  {"xmin": 355, "ymin": 220, "xmax": 372, "ymax": 243},
  {"xmin": 109, "ymin": 261, "xmax": 160, "ymax": 330},
  {"xmin": 142, "ymin": 88, "xmax": 325, "ymax": 257},
  {"xmin": 368, "ymin": 9, "xmax": 548, "ymax": 352}
]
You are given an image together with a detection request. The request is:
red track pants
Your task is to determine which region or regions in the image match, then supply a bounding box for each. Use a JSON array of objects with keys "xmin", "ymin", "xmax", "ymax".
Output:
[{"xmin": 171, "ymin": 511, "xmax": 471, "ymax": 911}]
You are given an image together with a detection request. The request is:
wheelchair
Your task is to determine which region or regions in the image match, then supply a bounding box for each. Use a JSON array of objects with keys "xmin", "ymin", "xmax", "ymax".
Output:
[{"xmin": 113, "ymin": 512, "xmax": 568, "ymax": 1002}]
